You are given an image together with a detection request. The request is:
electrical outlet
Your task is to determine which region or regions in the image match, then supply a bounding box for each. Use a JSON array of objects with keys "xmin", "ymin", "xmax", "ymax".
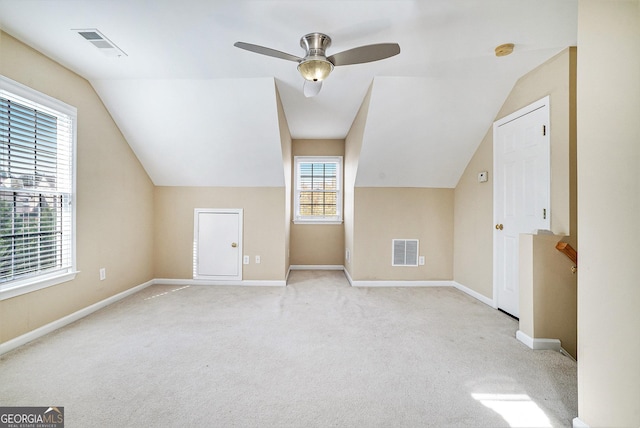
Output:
[
  {"xmin": 255, "ymin": 255, "xmax": 261, "ymax": 264},
  {"xmin": 99, "ymin": 268, "xmax": 106, "ymax": 280},
  {"xmin": 243, "ymin": 255, "xmax": 249, "ymax": 265},
  {"xmin": 418, "ymin": 256, "xmax": 425, "ymax": 266}
]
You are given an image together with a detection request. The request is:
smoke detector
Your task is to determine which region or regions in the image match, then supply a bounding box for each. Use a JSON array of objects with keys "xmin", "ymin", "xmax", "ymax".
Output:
[
  {"xmin": 74, "ymin": 29, "xmax": 127, "ymax": 57},
  {"xmin": 495, "ymin": 43, "xmax": 515, "ymax": 57}
]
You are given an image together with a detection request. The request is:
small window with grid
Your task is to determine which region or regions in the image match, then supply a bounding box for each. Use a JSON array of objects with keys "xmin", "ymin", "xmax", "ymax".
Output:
[{"xmin": 294, "ymin": 156, "xmax": 342, "ymax": 224}]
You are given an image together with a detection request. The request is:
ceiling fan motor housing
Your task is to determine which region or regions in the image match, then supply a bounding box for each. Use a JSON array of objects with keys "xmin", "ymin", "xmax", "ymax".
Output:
[
  {"xmin": 298, "ymin": 33, "xmax": 334, "ymax": 81},
  {"xmin": 300, "ymin": 33, "xmax": 332, "ymax": 56}
]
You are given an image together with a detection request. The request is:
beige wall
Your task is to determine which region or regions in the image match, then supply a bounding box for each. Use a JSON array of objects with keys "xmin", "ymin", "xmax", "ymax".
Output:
[
  {"xmin": 276, "ymin": 88, "xmax": 292, "ymax": 275},
  {"xmin": 496, "ymin": 48, "xmax": 576, "ymax": 238},
  {"xmin": 519, "ymin": 234, "xmax": 577, "ymax": 358},
  {"xmin": 154, "ymin": 187, "xmax": 286, "ymax": 281},
  {"xmin": 290, "ymin": 139, "xmax": 345, "ymax": 266},
  {"xmin": 453, "ymin": 127, "xmax": 494, "ymax": 296},
  {"xmin": 454, "ymin": 47, "xmax": 577, "ymax": 299},
  {"xmin": 352, "ymin": 187, "xmax": 453, "ymax": 281},
  {"xmin": 514, "ymin": 49, "xmax": 578, "ymax": 360},
  {"xmin": 344, "ymin": 85, "xmax": 373, "ymax": 277},
  {"xmin": 531, "ymin": 235, "xmax": 577, "ymax": 359},
  {"xmin": 0, "ymin": 32, "xmax": 155, "ymax": 344},
  {"xmin": 344, "ymin": 82, "xmax": 454, "ymax": 283},
  {"xmin": 577, "ymin": 1, "xmax": 640, "ymax": 425}
]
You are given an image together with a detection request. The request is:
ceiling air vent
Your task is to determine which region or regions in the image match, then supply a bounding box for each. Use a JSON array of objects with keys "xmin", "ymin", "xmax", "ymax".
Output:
[
  {"xmin": 392, "ymin": 239, "xmax": 419, "ymax": 266},
  {"xmin": 74, "ymin": 28, "xmax": 127, "ymax": 57}
]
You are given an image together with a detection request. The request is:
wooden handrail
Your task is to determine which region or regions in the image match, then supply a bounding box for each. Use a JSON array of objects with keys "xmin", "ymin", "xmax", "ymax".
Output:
[{"xmin": 556, "ymin": 241, "xmax": 577, "ymax": 265}]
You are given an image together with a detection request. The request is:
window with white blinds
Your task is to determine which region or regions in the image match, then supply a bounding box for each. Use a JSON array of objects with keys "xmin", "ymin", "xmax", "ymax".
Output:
[
  {"xmin": 294, "ymin": 156, "xmax": 343, "ymax": 223},
  {"xmin": 0, "ymin": 76, "xmax": 76, "ymax": 297}
]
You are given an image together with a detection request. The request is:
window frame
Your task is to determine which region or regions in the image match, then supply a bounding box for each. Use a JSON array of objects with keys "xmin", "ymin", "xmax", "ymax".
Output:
[
  {"xmin": 293, "ymin": 156, "xmax": 343, "ymax": 225},
  {"xmin": 0, "ymin": 75, "xmax": 77, "ymax": 301}
]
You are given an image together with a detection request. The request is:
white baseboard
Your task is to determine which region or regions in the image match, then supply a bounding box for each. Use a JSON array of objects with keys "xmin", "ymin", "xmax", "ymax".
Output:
[
  {"xmin": 572, "ymin": 417, "xmax": 589, "ymax": 428},
  {"xmin": 452, "ymin": 281, "xmax": 495, "ymax": 308},
  {"xmin": 236, "ymin": 280, "xmax": 286, "ymax": 286},
  {"xmin": 0, "ymin": 280, "xmax": 154, "ymax": 356},
  {"xmin": 289, "ymin": 265, "xmax": 344, "ymax": 271},
  {"xmin": 344, "ymin": 268, "xmax": 354, "ymax": 286},
  {"xmin": 516, "ymin": 330, "xmax": 561, "ymax": 352},
  {"xmin": 560, "ymin": 347, "xmax": 577, "ymax": 362},
  {"xmin": 344, "ymin": 268, "xmax": 453, "ymax": 288},
  {"xmin": 351, "ymin": 279, "xmax": 453, "ymax": 287},
  {"xmin": 345, "ymin": 270, "xmax": 459, "ymax": 290},
  {"xmin": 154, "ymin": 278, "xmax": 286, "ymax": 287}
]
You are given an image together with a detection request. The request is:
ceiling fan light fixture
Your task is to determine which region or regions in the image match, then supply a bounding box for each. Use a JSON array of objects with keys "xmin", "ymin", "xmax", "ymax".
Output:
[
  {"xmin": 297, "ymin": 58, "xmax": 334, "ymax": 81},
  {"xmin": 234, "ymin": 31, "xmax": 400, "ymax": 96}
]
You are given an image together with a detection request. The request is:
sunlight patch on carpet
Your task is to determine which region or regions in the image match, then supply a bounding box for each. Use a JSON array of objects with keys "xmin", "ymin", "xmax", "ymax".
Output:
[
  {"xmin": 472, "ymin": 393, "xmax": 552, "ymax": 427},
  {"xmin": 143, "ymin": 285, "xmax": 191, "ymax": 301}
]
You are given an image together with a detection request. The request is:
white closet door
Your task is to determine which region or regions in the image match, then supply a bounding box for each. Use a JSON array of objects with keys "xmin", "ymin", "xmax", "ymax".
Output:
[
  {"xmin": 494, "ymin": 98, "xmax": 550, "ymax": 317},
  {"xmin": 194, "ymin": 209, "xmax": 242, "ymax": 280}
]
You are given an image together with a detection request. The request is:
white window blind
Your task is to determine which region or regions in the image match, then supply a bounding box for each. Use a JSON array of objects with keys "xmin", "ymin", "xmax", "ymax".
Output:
[
  {"xmin": 294, "ymin": 156, "xmax": 343, "ymax": 223},
  {"xmin": 0, "ymin": 77, "xmax": 76, "ymax": 293}
]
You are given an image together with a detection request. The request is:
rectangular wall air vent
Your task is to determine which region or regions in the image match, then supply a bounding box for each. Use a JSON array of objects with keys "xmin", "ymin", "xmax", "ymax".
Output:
[
  {"xmin": 74, "ymin": 28, "xmax": 127, "ymax": 58},
  {"xmin": 392, "ymin": 239, "xmax": 419, "ymax": 266}
]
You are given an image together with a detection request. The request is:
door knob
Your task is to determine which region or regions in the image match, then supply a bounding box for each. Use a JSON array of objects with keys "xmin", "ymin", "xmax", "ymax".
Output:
[
  {"xmin": 231, "ymin": 242, "xmax": 237, "ymax": 248},
  {"xmin": 495, "ymin": 224, "xmax": 504, "ymax": 230}
]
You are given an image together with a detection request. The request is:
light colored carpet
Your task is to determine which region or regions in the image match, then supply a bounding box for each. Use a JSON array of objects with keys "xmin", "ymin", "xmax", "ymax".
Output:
[{"xmin": 0, "ymin": 270, "xmax": 577, "ymax": 427}]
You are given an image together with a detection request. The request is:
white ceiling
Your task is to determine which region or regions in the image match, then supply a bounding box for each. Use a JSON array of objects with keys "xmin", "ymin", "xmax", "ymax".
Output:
[{"xmin": 0, "ymin": 0, "xmax": 578, "ymax": 187}]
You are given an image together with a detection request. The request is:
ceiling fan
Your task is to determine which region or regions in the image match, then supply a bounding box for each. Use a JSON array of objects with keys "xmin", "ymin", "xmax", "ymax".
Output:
[{"xmin": 234, "ymin": 33, "xmax": 400, "ymax": 97}]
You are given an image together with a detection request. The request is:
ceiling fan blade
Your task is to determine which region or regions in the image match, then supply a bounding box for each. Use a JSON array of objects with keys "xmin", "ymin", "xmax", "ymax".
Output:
[
  {"xmin": 234, "ymin": 42, "xmax": 303, "ymax": 63},
  {"xmin": 303, "ymin": 80, "xmax": 322, "ymax": 98},
  {"xmin": 328, "ymin": 43, "xmax": 400, "ymax": 66}
]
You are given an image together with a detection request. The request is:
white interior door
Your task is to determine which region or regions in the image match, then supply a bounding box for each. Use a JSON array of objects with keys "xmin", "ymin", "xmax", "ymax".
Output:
[
  {"xmin": 194, "ymin": 209, "xmax": 243, "ymax": 280},
  {"xmin": 494, "ymin": 98, "xmax": 550, "ymax": 317}
]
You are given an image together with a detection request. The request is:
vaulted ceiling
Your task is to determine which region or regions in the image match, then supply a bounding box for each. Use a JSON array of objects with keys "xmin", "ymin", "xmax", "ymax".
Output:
[{"xmin": 0, "ymin": 0, "xmax": 578, "ymax": 188}]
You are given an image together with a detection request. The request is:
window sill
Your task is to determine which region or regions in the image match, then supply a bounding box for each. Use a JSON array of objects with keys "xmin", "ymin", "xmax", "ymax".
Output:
[
  {"xmin": 0, "ymin": 271, "xmax": 79, "ymax": 301},
  {"xmin": 293, "ymin": 220, "xmax": 343, "ymax": 225}
]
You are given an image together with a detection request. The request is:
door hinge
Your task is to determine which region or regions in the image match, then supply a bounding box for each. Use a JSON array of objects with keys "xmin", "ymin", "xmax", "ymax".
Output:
[
  {"xmin": 543, "ymin": 208, "xmax": 547, "ymax": 220},
  {"xmin": 542, "ymin": 125, "xmax": 546, "ymax": 136}
]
